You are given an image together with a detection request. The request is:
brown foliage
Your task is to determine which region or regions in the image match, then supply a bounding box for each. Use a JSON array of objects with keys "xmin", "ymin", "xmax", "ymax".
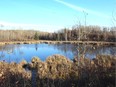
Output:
[{"xmin": 0, "ymin": 26, "xmax": 115, "ymax": 42}]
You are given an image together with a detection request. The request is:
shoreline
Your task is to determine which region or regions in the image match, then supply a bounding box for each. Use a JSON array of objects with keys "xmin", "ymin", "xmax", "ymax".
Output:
[{"xmin": 0, "ymin": 40, "xmax": 115, "ymax": 46}]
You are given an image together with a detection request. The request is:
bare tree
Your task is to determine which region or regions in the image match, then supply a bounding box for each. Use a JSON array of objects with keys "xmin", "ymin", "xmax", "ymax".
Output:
[{"xmin": 64, "ymin": 28, "xmax": 67, "ymax": 41}]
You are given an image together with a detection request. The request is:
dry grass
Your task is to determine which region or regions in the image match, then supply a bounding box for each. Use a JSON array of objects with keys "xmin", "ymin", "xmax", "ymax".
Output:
[{"xmin": 0, "ymin": 54, "xmax": 115, "ymax": 87}]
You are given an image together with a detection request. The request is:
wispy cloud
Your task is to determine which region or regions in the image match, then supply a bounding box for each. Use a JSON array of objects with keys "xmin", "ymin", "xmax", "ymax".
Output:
[
  {"xmin": 0, "ymin": 21, "xmax": 63, "ymax": 32},
  {"xmin": 54, "ymin": 0, "xmax": 110, "ymax": 19}
]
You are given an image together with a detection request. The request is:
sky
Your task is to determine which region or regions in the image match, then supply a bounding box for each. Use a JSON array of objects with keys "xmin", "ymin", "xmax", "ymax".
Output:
[{"xmin": 0, "ymin": 0, "xmax": 116, "ymax": 32}]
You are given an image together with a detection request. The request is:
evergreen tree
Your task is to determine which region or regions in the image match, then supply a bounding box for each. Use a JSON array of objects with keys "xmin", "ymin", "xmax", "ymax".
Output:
[{"xmin": 34, "ymin": 32, "xmax": 39, "ymax": 40}]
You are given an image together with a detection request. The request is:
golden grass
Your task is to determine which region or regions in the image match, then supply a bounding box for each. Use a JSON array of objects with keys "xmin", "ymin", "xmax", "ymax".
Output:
[{"xmin": 0, "ymin": 54, "xmax": 115, "ymax": 87}]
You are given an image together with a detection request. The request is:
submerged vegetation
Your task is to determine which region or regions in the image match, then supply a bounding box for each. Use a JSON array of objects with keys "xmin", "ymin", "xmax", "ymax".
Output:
[{"xmin": 0, "ymin": 54, "xmax": 115, "ymax": 87}]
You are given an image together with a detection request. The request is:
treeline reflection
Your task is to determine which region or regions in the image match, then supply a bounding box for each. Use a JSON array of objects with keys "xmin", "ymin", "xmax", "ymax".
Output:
[{"xmin": 0, "ymin": 44, "xmax": 115, "ymax": 62}]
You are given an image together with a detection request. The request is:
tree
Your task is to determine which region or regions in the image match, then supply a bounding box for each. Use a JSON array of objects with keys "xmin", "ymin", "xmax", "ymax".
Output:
[
  {"xmin": 57, "ymin": 31, "xmax": 60, "ymax": 41},
  {"xmin": 64, "ymin": 28, "xmax": 67, "ymax": 41},
  {"xmin": 34, "ymin": 32, "xmax": 39, "ymax": 40}
]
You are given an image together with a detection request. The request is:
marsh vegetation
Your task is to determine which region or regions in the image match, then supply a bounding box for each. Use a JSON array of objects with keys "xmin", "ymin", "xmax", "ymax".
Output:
[{"xmin": 0, "ymin": 54, "xmax": 115, "ymax": 87}]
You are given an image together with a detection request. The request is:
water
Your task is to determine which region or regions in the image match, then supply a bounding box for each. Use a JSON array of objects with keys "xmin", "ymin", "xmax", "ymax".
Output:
[{"xmin": 0, "ymin": 43, "xmax": 115, "ymax": 63}]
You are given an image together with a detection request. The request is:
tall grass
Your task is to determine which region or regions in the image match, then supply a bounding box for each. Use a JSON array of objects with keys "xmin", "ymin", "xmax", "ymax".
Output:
[{"xmin": 0, "ymin": 54, "xmax": 115, "ymax": 87}]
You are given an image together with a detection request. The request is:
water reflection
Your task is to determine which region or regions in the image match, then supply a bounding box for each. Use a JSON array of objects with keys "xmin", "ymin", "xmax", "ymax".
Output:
[
  {"xmin": 0, "ymin": 43, "xmax": 115, "ymax": 63},
  {"xmin": 51, "ymin": 44, "xmax": 116, "ymax": 59},
  {"xmin": 35, "ymin": 44, "xmax": 38, "ymax": 51}
]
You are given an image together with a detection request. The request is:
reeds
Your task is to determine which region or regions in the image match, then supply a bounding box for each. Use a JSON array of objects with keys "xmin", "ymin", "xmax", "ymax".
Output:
[{"xmin": 0, "ymin": 54, "xmax": 115, "ymax": 87}]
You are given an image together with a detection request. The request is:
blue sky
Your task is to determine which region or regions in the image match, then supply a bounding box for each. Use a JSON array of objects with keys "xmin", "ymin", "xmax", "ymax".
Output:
[{"xmin": 0, "ymin": 0, "xmax": 115, "ymax": 32}]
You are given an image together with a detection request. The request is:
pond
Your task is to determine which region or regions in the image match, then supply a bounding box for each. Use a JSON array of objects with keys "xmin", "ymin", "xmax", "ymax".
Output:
[{"xmin": 0, "ymin": 43, "xmax": 115, "ymax": 63}]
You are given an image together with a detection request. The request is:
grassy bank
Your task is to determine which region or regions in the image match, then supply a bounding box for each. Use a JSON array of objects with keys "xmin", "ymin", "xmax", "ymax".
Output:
[
  {"xmin": 0, "ymin": 40, "xmax": 116, "ymax": 46},
  {"xmin": 0, "ymin": 54, "xmax": 115, "ymax": 87}
]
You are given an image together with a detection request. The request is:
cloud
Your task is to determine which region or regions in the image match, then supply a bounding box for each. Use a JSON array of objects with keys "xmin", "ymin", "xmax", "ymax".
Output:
[
  {"xmin": 54, "ymin": 0, "xmax": 110, "ymax": 19},
  {"xmin": 0, "ymin": 21, "xmax": 63, "ymax": 32}
]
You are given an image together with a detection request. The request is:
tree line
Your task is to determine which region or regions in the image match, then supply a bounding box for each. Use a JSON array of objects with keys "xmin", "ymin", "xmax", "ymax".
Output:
[
  {"xmin": 0, "ymin": 25, "xmax": 115, "ymax": 42},
  {"xmin": 40, "ymin": 25, "xmax": 116, "ymax": 42}
]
